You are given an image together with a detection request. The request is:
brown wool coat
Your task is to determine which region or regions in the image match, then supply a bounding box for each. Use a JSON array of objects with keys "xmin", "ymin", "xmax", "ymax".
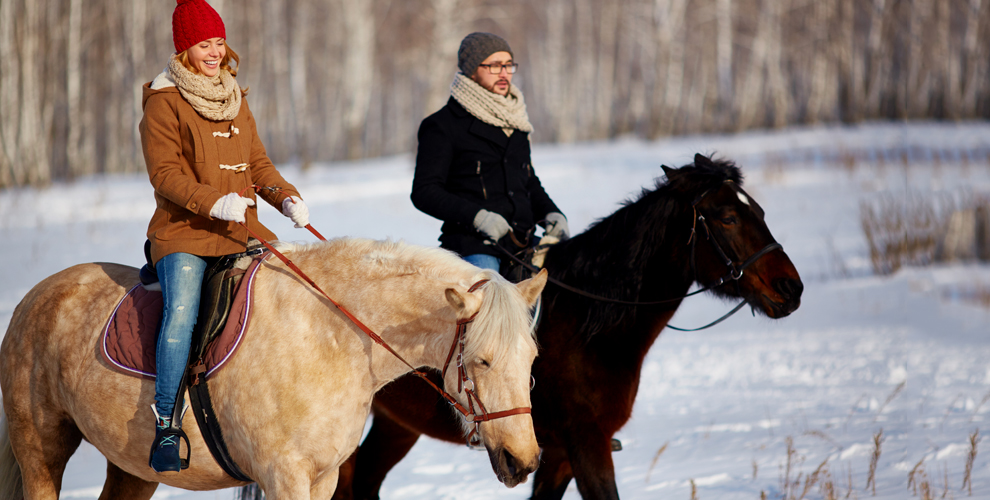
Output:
[{"xmin": 140, "ymin": 83, "xmax": 300, "ymax": 264}]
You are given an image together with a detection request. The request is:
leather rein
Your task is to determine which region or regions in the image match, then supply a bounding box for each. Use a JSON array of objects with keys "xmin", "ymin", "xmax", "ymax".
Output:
[
  {"xmin": 494, "ymin": 182, "xmax": 782, "ymax": 331},
  {"xmin": 237, "ymin": 185, "xmax": 531, "ymax": 441}
]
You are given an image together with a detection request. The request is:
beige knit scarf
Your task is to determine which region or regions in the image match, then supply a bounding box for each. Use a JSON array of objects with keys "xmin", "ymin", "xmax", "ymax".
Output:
[
  {"xmin": 450, "ymin": 72, "xmax": 533, "ymax": 136},
  {"xmin": 158, "ymin": 53, "xmax": 242, "ymax": 122}
]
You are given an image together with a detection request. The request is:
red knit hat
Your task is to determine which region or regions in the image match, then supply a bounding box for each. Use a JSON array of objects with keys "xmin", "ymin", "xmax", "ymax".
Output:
[{"xmin": 172, "ymin": 0, "xmax": 226, "ymax": 54}]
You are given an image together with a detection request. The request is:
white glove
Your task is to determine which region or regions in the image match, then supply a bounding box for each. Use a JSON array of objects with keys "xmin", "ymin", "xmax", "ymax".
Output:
[
  {"xmin": 544, "ymin": 212, "xmax": 569, "ymax": 240},
  {"xmin": 281, "ymin": 196, "xmax": 310, "ymax": 228},
  {"xmin": 210, "ymin": 192, "xmax": 255, "ymax": 224},
  {"xmin": 473, "ymin": 209, "xmax": 511, "ymax": 241}
]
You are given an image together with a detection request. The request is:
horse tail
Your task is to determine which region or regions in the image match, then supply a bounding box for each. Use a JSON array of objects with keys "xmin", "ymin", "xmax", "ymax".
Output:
[
  {"xmin": 235, "ymin": 484, "xmax": 264, "ymax": 499},
  {"xmin": 0, "ymin": 410, "xmax": 24, "ymax": 500}
]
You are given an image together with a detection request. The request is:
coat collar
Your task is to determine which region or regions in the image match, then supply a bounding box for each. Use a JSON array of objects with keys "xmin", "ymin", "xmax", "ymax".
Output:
[{"xmin": 448, "ymin": 97, "xmax": 510, "ymax": 148}]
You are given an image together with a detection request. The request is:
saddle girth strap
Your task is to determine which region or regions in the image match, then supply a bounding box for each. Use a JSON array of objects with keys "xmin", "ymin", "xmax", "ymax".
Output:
[{"xmin": 187, "ymin": 377, "xmax": 254, "ymax": 482}]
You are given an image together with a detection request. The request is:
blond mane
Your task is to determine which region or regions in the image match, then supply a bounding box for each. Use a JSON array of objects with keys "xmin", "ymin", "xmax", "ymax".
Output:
[{"xmin": 276, "ymin": 238, "xmax": 536, "ymax": 366}]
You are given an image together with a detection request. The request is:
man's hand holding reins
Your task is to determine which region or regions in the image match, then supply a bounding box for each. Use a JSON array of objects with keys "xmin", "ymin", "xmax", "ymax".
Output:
[{"xmin": 474, "ymin": 209, "xmax": 511, "ymax": 241}]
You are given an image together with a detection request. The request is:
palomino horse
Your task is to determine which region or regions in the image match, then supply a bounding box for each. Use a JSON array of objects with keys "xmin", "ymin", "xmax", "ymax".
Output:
[
  {"xmin": 334, "ymin": 155, "xmax": 804, "ymax": 500},
  {"xmin": 0, "ymin": 238, "xmax": 547, "ymax": 499}
]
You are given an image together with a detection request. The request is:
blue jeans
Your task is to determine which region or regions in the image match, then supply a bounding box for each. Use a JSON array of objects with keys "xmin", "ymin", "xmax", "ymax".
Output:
[
  {"xmin": 154, "ymin": 252, "xmax": 208, "ymax": 418},
  {"xmin": 463, "ymin": 253, "xmax": 501, "ymax": 272}
]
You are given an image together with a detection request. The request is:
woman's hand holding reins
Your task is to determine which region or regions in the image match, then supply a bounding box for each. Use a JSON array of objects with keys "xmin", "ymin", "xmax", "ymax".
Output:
[
  {"xmin": 282, "ymin": 196, "xmax": 310, "ymax": 228},
  {"xmin": 210, "ymin": 192, "xmax": 256, "ymax": 224}
]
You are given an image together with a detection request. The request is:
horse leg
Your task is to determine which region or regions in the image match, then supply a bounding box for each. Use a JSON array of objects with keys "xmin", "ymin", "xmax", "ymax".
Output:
[
  {"xmin": 98, "ymin": 461, "xmax": 158, "ymax": 500},
  {"xmin": 529, "ymin": 444, "xmax": 573, "ymax": 500},
  {"xmin": 310, "ymin": 469, "xmax": 340, "ymax": 499},
  {"xmin": 4, "ymin": 413, "xmax": 82, "ymax": 500},
  {"xmin": 339, "ymin": 412, "xmax": 423, "ymax": 500},
  {"xmin": 565, "ymin": 429, "xmax": 620, "ymax": 500}
]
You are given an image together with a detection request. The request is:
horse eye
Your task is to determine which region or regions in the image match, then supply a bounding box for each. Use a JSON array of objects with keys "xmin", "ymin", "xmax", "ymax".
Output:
[
  {"xmin": 477, "ymin": 359, "xmax": 491, "ymax": 368},
  {"xmin": 721, "ymin": 216, "xmax": 737, "ymax": 225}
]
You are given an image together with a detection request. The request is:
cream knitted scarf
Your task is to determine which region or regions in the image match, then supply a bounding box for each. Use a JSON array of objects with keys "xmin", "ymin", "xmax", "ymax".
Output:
[
  {"xmin": 450, "ymin": 72, "xmax": 533, "ymax": 136},
  {"xmin": 154, "ymin": 54, "xmax": 242, "ymax": 121}
]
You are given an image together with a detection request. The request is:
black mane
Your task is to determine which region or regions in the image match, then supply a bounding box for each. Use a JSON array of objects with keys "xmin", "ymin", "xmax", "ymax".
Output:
[{"xmin": 544, "ymin": 155, "xmax": 743, "ymax": 340}]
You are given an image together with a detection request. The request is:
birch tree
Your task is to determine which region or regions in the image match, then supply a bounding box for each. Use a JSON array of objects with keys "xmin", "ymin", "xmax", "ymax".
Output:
[{"xmin": 340, "ymin": 0, "xmax": 375, "ymax": 160}]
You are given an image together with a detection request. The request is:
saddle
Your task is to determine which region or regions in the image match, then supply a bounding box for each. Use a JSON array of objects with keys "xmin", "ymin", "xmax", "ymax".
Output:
[{"xmin": 139, "ymin": 240, "xmax": 260, "ymax": 480}]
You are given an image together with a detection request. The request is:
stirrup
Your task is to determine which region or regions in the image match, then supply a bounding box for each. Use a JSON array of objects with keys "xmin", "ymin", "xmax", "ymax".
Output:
[{"xmin": 150, "ymin": 405, "xmax": 192, "ymax": 471}]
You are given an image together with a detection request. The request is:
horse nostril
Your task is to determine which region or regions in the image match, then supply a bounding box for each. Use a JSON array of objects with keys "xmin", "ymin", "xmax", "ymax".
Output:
[
  {"xmin": 503, "ymin": 448, "xmax": 518, "ymax": 477},
  {"xmin": 773, "ymin": 278, "xmax": 803, "ymax": 300}
]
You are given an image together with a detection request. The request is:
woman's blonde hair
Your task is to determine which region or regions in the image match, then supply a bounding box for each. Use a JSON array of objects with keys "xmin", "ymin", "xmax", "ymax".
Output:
[{"xmin": 177, "ymin": 41, "xmax": 240, "ymax": 77}]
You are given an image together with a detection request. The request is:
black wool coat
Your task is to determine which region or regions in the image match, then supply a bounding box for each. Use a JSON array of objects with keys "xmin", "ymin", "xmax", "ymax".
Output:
[{"xmin": 411, "ymin": 97, "xmax": 562, "ymax": 258}]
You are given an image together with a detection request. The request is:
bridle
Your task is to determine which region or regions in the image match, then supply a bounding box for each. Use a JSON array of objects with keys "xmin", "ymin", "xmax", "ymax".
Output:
[
  {"xmin": 441, "ymin": 279, "xmax": 533, "ymax": 448},
  {"xmin": 237, "ymin": 185, "xmax": 531, "ymax": 447},
  {"xmin": 494, "ymin": 180, "xmax": 782, "ymax": 331}
]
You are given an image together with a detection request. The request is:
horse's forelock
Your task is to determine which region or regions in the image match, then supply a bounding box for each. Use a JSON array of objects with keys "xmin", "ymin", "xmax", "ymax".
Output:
[
  {"xmin": 659, "ymin": 155, "xmax": 743, "ymax": 199},
  {"xmin": 462, "ymin": 273, "xmax": 536, "ymax": 368}
]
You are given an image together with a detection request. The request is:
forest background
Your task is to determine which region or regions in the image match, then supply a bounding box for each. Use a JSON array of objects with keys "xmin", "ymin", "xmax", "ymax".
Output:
[{"xmin": 1, "ymin": 0, "xmax": 988, "ymax": 189}]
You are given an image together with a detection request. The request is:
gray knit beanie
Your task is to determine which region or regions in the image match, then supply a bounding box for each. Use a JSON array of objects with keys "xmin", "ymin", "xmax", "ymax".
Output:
[{"xmin": 457, "ymin": 32, "xmax": 513, "ymax": 75}]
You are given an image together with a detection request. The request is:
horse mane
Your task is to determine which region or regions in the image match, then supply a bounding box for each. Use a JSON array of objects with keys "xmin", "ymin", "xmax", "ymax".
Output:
[
  {"xmin": 547, "ymin": 154, "xmax": 743, "ymax": 340},
  {"xmin": 279, "ymin": 238, "xmax": 534, "ymax": 366}
]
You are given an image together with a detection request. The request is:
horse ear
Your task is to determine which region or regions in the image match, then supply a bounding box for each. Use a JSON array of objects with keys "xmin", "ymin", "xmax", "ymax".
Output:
[
  {"xmin": 445, "ymin": 288, "xmax": 481, "ymax": 319},
  {"xmin": 514, "ymin": 269, "xmax": 548, "ymax": 307},
  {"xmin": 694, "ymin": 153, "xmax": 712, "ymax": 166},
  {"xmin": 661, "ymin": 164, "xmax": 676, "ymax": 178}
]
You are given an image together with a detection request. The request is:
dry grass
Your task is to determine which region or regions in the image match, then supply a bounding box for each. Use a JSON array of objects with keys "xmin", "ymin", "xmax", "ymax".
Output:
[
  {"xmin": 866, "ymin": 429, "xmax": 884, "ymax": 496},
  {"xmin": 781, "ymin": 436, "xmax": 799, "ymax": 498},
  {"xmin": 860, "ymin": 193, "xmax": 946, "ymax": 275},
  {"xmin": 690, "ymin": 478, "xmax": 698, "ymax": 500},
  {"xmin": 874, "ymin": 382, "xmax": 906, "ymax": 423},
  {"xmin": 644, "ymin": 441, "xmax": 668, "ymax": 483},
  {"xmin": 962, "ymin": 429, "xmax": 979, "ymax": 496},
  {"xmin": 761, "ymin": 429, "xmax": 983, "ymax": 500},
  {"xmin": 861, "ymin": 191, "xmax": 990, "ymax": 276}
]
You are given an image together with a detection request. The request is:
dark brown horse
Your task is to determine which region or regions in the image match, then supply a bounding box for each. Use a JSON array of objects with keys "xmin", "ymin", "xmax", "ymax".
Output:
[{"xmin": 333, "ymin": 154, "xmax": 803, "ymax": 500}]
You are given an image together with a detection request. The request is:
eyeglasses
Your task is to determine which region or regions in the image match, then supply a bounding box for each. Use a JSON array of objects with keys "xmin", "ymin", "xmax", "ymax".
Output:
[{"xmin": 478, "ymin": 63, "xmax": 518, "ymax": 75}]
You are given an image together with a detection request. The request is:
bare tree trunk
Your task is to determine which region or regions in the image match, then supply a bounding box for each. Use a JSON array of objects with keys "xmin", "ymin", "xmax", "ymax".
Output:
[
  {"xmin": 863, "ymin": 0, "xmax": 889, "ymax": 115},
  {"xmin": 0, "ymin": 0, "xmax": 18, "ymax": 187},
  {"xmin": 424, "ymin": 0, "xmax": 466, "ymax": 116},
  {"xmin": 574, "ymin": 0, "xmax": 596, "ymax": 138},
  {"xmin": 592, "ymin": 0, "xmax": 619, "ymax": 138},
  {"xmin": 958, "ymin": 0, "xmax": 984, "ymax": 113},
  {"xmin": 836, "ymin": 0, "xmax": 859, "ymax": 122},
  {"xmin": 737, "ymin": 0, "xmax": 770, "ymax": 130},
  {"xmin": 65, "ymin": 0, "xmax": 88, "ymax": 177},
  {"xmin": 289, "ymin": 0, "xmax": 312, "ymax": 167},
  {"xmin": 805, "ymin": 0, "xmax": 835, "ymax": 123},
  {"xmin": 715, "ymin": 0, "xmax": 733, "ymax": 122},
  {"xmin": 652, "ymin": 0, "xmax": 688, "ymax": 136},
  {"xmin": 904, "ymin": 0, "xmax": 933, "ymax": 118},
  {"xmin": 19, "ymin": 0, "xmax": 50, "ymax": 185},
  {"xmin": 766, "ymin": 0, "xmax": 789, "ymax": 128},
  {"xmin": 127, "ymin": 0, "xmax": 147, "ymax": 171},
  {"xmin": 340, "ymin": 0, "xmax": 375, "ymax": 160},
  {"xmin": 544, "ymin": 0, "xmax": 576, "ymax": 142}
]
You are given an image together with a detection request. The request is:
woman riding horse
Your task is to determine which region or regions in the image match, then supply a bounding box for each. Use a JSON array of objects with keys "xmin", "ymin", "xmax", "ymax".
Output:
[{"xmin": 141, "ymin": 0, "xmax": 310, "ymax": 474}]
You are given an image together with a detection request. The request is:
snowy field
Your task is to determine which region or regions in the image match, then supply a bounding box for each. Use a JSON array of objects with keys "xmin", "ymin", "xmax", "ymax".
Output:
[{"xmin": 2, "ymin": 121, "xmax": 989, "ymax": 499}]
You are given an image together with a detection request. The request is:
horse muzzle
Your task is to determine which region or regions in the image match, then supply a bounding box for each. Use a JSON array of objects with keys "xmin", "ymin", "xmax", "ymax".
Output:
[
  {"xmin": 488, "ymin": 444, "xmax": 539, "ymax": 488},
  {"xmin": 760, "ymin": 277, "xmax": 803, "ymax": 318}
]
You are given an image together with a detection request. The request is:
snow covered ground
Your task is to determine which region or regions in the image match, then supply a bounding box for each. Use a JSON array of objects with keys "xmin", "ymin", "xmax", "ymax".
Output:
[{"xmin": 2, "ymin": 121, "xmax": 989, "ymax": 499}]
